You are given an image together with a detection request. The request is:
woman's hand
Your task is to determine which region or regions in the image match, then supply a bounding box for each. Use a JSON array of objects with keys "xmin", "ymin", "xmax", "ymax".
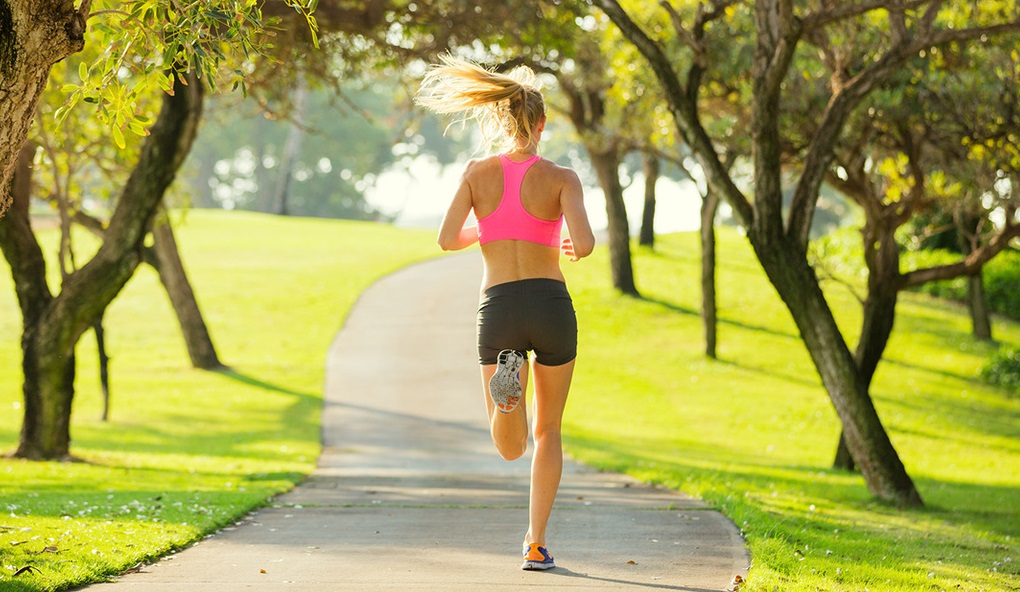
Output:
[{"xmin": 561, "ymin": 237, "xmax": 580, "ymax": 262}]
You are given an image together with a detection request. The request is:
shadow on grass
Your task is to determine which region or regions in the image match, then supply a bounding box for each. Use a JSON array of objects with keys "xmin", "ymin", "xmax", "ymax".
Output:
[
  {"xmin": 881, "ymin": 355, "xmax": 985, "ymax": 385},
  {"xmin": 215, "ymin": 368, "xmax": 313, "ymax": 398},
  {"xmin": 636, "ymin": 294, "xmax": 800, "ymax": 341},
  {"xmin": 66, "ymin": 369, "xmax": 321, "ymax": 462},
  {"xmin": 712, "ymin": 356, "xmax": 822, "ymax": 389},
  {"xmin": 564, "ymin": 429, "xmax": 1020, "ymax": 583}
]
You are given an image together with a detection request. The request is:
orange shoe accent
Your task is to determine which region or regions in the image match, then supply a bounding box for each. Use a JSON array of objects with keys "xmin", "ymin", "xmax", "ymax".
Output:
[{"xmin": 522, "ymin": 543, "xmax": 555, "ymax": 570}]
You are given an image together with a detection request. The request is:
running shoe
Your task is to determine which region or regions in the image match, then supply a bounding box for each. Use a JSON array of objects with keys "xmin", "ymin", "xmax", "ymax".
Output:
[
  {"xmin": 521, "ymin": 543, "xmax": 555, "ymax": 570},
  {"xmin": 489, "ymin": 349, "xmax": 525, "ymax": 414}
]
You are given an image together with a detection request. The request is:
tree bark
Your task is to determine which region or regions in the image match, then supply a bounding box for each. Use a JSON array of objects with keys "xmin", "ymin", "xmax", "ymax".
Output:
[
  {"xmin": 0, "ymin": 141, "xmax": 73, "ymax": 459},
  {"xmin": 701, "ymin": 191, "xmax": 721, "ymax": 359},
  {"xmin": 589, "ymin": 148, "xmax": 638, "ymax": 296},
  {"xmin": 0, "ymin": 71, "xmax": 203, "ymax": 460},
  {"xmin": 835, "ymin": 219, "xmax": 900, "ymax": 470},
  {"xmin": 639, "ymin": 151, "xmax": 658, "ymax": 248},
  {"xmin": 76, "ymin": 208, "xmax": 224, "ymax": 370},
  {"xmin": 967, "ymin": 271, "xmax": 992, "ymax": 341},
  {"xmin": 0, "ymin": 0, "xmax": 89, "ymax": 219},
  {"xmin": 150, "ymin": 207, "xmax": 224, "ymax": 369},
  {"xmin": 750, "ymin": 230, "xmax": 921, "ymax": 506},
  {"xmin": 95, "ymin": 318, "xmax": 110, "ymax": 421}
]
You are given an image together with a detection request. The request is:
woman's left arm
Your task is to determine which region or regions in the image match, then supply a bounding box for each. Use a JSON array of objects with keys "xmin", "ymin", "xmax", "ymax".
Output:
[{"xmin": 437, "ymin": 165, "xmax": 479, "ymax": 251}]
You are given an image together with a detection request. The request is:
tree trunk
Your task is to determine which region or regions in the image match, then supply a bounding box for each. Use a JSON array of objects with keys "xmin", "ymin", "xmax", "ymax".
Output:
[
  {"xmin": 150, "ymin": 207, "xmax": 224, "ymax": 369},
  {"xmin": 76, "ymin": 210, "xmax": 223, "ymax": 370},
  {"xmin": 95, "ymin": 318, "xmax": 111, "ymax": 421},
  {"xmin": 272, "ymin": 78, "xmax": 308, "ymax": 216},
  {"xmin": 955, "ymin": 217, "xmax": 992, "ymax": 340},
  {"xmin": 0, "ymin": 0, "xmax": 88, "ymax": 219},
  {"xmin": 701, "ymin": 191, "xmax": 721, "ymax": 359},
  {"xmin": 833, "ymin": 433, "xmax": 855, "ymax": 472},
  {"xmin": 835, "ymin": 220, "xmax": 900, "ymax": 471},
  {"xmin": 0, "ymin": 71, "xmax": 203, "ymax": 460},
  {"xmin": 967, "ymin": 271, "xmax": 992, "ymax": 341},
  {"xmin": 749, "ymin": 229, "xmax": 922, "ymax": 507},
  {"xmin": 0, "ymin": 141, "xmax": 74, "ymax": 459},
  {"xmin": 639, "ymin": 151, "xmax": 658, "ymax": 248},
  {"xmin": 589, "ymin": 148, "xmax": 638, "ymax": 296}
]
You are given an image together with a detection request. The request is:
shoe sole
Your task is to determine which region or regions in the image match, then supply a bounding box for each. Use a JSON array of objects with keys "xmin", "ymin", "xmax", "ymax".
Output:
[
  {"xmin": 521, "ymin": 560, "xmax": 556, "ymax": 570},
  {"xmin": 489, "ymin": 350, "xmax": 524, "ymax": 414}
]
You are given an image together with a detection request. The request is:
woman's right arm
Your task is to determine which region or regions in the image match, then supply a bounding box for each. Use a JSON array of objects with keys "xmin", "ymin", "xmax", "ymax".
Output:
[
  {"xmin": 560, "ymin": 169, "xmax": 595, "ymax": 261},
  {"xmin": 437, "ymin": 163, "xmax": 479, "ymax": 251}
]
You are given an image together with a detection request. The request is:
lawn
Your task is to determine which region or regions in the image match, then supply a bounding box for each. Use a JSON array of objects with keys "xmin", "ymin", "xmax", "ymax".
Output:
[
  {"xmin": 561, "ymin": 229, "xmax": 1019, "ymax": 592},
  {"xmin": 0, "ymin": 210, "xmax": 437, "ymax": 591},
  {"xmin": 1, "ymin": 212, "xmax": 1017, "ymax": 591}
]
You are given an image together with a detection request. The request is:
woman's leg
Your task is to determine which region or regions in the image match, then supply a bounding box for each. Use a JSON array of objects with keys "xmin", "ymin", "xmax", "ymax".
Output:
[
  {"xmin": 480, "ymin": 361, "xmax": 530, "ymax": 460},
  {"xmin": 524, "ymin": 359, "xmax": 574, "ymax": 547}
]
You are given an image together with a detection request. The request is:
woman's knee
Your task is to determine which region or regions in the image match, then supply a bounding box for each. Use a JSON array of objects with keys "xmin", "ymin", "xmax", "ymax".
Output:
[{"xmin": 532, "ymin": 423, "xmax": 561, "ymax": 446}]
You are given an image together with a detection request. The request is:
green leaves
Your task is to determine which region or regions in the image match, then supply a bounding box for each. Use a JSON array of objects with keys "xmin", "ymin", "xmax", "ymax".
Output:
[{"xmin": 51, "ymin": 0, "xmax": 319, "ymax": 150}]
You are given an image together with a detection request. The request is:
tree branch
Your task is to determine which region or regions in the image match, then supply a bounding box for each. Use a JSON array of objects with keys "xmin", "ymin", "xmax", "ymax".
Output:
[
  {"xmin": 660, "ymin": 1, "xmax": 700, "ymax": 55},
  {"xmin": 802, "ymin": 0, "xmax": 931, "ymax": 31},
  {"xmin": 787, "ymin": 19, "xmax": 1020, "ymax": 246},
  {"xmin": 50, "ymin": 70, "xmax": 203, "ymax": 353},
  {"xmin": 900, "ymin": 223, "xmax": 1020, "ymax": 288},
  {"xmin": 595, "ymin": 0, "xmax": 754, "ymax": 227}
]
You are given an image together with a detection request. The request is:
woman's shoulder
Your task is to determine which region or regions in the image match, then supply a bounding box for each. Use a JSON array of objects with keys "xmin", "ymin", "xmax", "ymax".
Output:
[
  {"xmin": 535, "ymin": 158, "xmax": 581, "ymax": 185},
  {"xmin": 462, "ymin": 155, "xmax": 502, "ymax": 178}
]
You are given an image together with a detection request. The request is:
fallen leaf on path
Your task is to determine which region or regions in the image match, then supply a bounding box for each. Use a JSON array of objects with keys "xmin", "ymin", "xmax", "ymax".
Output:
[
  {"xmin": 727, "ymin": 574, "xmax": 744, "ymax": 591},
  {"xmin": 260, "ymin": 568, "xmax": 267, "ymax": 574},
  {"xmin": 626, "ymin": 560, "xmax": 637, "ymax": 565}
]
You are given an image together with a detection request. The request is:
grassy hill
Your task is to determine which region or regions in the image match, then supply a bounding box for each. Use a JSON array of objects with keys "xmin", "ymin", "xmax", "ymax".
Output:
[{"xmin": 1, "ymin": 211, "xmax": 1017, "ymax": 591}]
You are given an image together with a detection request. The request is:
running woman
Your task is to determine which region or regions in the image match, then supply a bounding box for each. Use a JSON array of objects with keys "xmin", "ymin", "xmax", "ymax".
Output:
[{"xmin": 416, "ymin": 55, "xmax": 595, "ymax": 571}]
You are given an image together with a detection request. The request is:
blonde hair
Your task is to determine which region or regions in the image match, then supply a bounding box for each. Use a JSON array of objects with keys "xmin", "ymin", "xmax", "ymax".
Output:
[{"xmin": 415, "ymin": 55, "xmax": 545, "ymax": 152}]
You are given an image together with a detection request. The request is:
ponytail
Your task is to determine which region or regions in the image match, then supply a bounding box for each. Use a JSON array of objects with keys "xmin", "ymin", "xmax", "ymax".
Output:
[{"xmin": 415, "ymin": 55, "xmax": 545, "ymax": 152}]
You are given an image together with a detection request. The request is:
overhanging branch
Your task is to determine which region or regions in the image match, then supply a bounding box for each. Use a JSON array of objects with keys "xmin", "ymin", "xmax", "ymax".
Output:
[
  {"xmin": 595, "ymin": 0, "xmax": 754, "ymax": 227},
  {"xmin": 900, "ymin": 223, "xmax": 1020, "ymax": 288}
]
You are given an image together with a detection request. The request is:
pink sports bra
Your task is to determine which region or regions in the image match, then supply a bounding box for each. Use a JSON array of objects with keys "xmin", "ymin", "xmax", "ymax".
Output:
[{"xmin": 477, "ymin": 154, "xmax": 564, "ymax": 247}]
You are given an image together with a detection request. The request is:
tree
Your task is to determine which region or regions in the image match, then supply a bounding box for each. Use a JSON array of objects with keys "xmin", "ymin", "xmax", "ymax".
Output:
[
  {"xmin": 31, "ymin": 52, "xmax": 224, "ymax": 372},
  {"xmin": 597, "ymin": 0, "xmax": 1020, "ymax": 506},
  {"xmin": 0, "ymin": 0, "xmax": 316, "ymax": 221},
  {"xmin": 639, "ymin": 151, "xmax": 660, "ymax": 247},
  {"xmin": 824, "ymin": 36, "xmax": 1020, "ymax": 468},
  {"xmin": 1, "ymin": 0, "xmax": 317, "ymax": 459},
  {"xmin": 505, "ymin": 5, "xmax": 681, "ymax": 296},
  {"xmin": 183, "ymin": 79, "xmax": 408, "ymax": 220},
  {"xmin": 1, "ymin": 70, "xmax": 203, "ymax": 459},
  {"xmin": 553, "ymin": 44, "xmax": 640, "ymax": 296}
]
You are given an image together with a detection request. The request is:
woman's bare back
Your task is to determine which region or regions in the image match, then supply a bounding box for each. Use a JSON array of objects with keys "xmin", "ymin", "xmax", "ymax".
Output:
[{"xmin": 465, "ymin": 155, "xmax": 574, "ymax": 289}]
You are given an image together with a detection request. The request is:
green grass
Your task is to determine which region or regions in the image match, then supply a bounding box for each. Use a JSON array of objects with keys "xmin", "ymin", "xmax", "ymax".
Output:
[
  {"xmin": 560, "ymin": 230, "xmax": 1019, "ymax": 592},
  {"xmin": 2, "ymin": 213, "xmax": 1017, "ymax": 591},
  {"xmin": 0, "ymin": 210, "xmax": 436, "ymax": 591}
]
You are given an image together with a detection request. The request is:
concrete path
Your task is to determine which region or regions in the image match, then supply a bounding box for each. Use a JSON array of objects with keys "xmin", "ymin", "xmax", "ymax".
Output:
[{"xmin": 80, "ymin": 252, "xmax": 749, "ymax": 591}]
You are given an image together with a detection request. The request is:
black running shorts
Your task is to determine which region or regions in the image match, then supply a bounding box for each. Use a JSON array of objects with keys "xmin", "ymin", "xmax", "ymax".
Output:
[{"xmin": 477, "ymin": 278, "xmax": 577, "ymax": 367}]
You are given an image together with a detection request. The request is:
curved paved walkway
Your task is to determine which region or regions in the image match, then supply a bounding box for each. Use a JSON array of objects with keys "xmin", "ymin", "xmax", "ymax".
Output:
[{"xmin": 80, "ymin": 252, "xmax": 749, "ymax": 591}]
